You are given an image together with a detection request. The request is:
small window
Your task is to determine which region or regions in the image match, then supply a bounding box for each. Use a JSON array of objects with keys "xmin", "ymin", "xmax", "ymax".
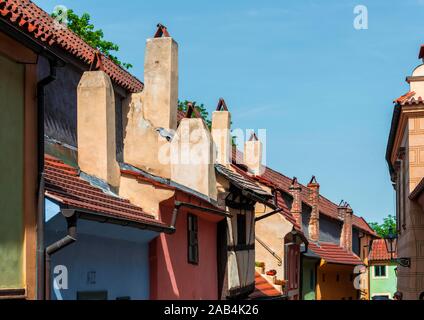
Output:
[
  {"xmin": 336, "ymin": 274, "xmax": 340, "ymax": 282},
  {"xmin": 187, "ymin": 214, "xmax": 199, "ymax": 265},
  {"xmin": 237, "ymin": 214, "xmax": 246, "ymax": 246},
  {"xmin": 374, "ymin": 265, "xmax": 387, "ymax": 278}
]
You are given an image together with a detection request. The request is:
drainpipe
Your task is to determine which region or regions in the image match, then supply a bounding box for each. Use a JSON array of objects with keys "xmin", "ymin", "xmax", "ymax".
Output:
[
  {"xmin": 36, "ymin": 60, "xmax": 57, "ymax": 300},
  {"xmin": 45, "ymin": 209, "xmax": 77, "ymax": 300}
]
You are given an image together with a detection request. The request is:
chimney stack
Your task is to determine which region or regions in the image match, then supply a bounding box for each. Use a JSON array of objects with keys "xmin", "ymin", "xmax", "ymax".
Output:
[
  {"xmin": 143, "ymin": 24, "xmax": 178, "ymax": 130},
  {"xmin": 77, "ymin": 70, "xmax": 120, "ymax": 188},
  {"xmin": 212, "ymin": 98, "xmax": 231, "ymax": 166},
  {"xmin": 244, "ymin": 133, "xmax": 263, "ymax": 175},
  {"xmin": 123, "ymin": 24, "xmax": 178, "ymax": 178},
  {"xmin": 340, "ymin": 203, "xmax": 353, "ymax": 252},
  {"xmin": 307, "ymin": 176, "xmax": 320, "ymax": 242},
  {"xmin": 289, "ymin": 177, "xmax": 302, "ymax": 230},
  {"xmin": 170, "ymin": 103, "xmax": 217, "ymax": 200}
]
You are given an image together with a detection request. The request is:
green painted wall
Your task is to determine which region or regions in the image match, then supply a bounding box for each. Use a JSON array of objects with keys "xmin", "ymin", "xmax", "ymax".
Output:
[
  {"xmin": 369, "ymin": 262, "xmax": 397, "ymax": 299},
  {"xmin": 0, "ymin": 53, "xmax": 24, "ymax": 289},
  {"xmin": 302, "ymin": 258, "xmax": 317, "ymax": 300}
]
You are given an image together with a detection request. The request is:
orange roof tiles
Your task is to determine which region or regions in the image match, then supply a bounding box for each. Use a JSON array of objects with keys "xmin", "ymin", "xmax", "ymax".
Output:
[
  {"xmin": 0, "ymin": 0, "xmax": 143, "ymax": 92},
  {"xmin": 369, "ymin": 239, "xmax": 396, "ymax": 261},
  {"xmin": 231, "ymin": 149, "xmax": 376, "ymax": 236},
  {"xmin": 44, "ymin": 155, "xmax": 166, "ymax": 227},
  {"xmin": 308, "ymin": 241, "xmax": 362, "ymax": 265},
  {"xmin": 394, "ymin": 91, "xmax": 424, "ymax": 106}
]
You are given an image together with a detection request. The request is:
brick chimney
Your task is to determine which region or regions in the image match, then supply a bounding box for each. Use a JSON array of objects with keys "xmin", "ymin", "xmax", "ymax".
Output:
[
  {"xmin": 307, "ymin": 176, "xmax": 320, "ymax": 242},
  {"xmin": 289, "ymin": 177, "xmax": 302, "ymax": 229},
  {"xmin": 244, "ymin": 133, "xmax": 263, "ymax": 175},
  {"xmin": 170, "ymin": 103, "xmax": 217, "ymax": 200},
  {"xmin": 123, "ymin": 24, "xmax": 178, "ymax": 178},
  {"xmin": 77, "ymin": 70, "xmax": 120, "ymax": 188},
  {"xmin": 212, "ymin": 98, "xmax": 231, "ymax": 166},
  {"xmin": 340, "ymin": 204, "xmax": 353, "ymax": 252}
]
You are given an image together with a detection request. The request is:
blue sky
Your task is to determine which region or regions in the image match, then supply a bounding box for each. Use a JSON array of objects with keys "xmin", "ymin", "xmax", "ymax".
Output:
[{"xmin": 35, "ymin": 0, "xmax": 424, "ymax": 223}]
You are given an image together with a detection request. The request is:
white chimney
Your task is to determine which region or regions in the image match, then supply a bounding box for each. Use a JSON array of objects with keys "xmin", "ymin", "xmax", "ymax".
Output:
[
  {"xmin": 77, "ymin": 70, "xmax": 120, "ymax": 188},
  {"xmin": 170, "ymin": 103, "xmax": 217, "ymax": 200},
  {"xmin": 212, "ymin": 98, "xmax": 231, "ymax": 166},
  {"xmin": 244, "ymin": 133, "xmax": 263, "ymax": 175},
  {"xmin": 123, "ymin": 24, "xmax": 178, "ymax": 178}
]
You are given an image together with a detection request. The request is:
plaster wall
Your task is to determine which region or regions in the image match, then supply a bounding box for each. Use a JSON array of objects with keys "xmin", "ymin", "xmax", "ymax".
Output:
[
  {"xmin": 316, "ymin": 263, "xmax": 357, "ymax": 300},
  {"xmin": 119, "ymin": 174, "xmax": 174, "ymax": 218},
  {"xmin": 0, "ymin": 53, "xmax": 24, "ymax": 290},
  {"xmin": 46, "ymin": 215, "xmax": 157, "ymax": 300},
  {"xmin": 170, "ymin": 118, "xmax": 217, "ymax": 200},
  {"xmin": 395, "ymin": 117, "xmax": 424, "ymax": 299},
  {"xmin": 149, "ymin": 206, "xmax": 219, "ymax": 300},
  {"xmin": 369, "ymin": 262, "xmax": 397, "ymax": 299}
]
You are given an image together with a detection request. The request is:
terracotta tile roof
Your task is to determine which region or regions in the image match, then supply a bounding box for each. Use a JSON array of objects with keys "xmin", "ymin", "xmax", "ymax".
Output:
[
  {"xmin": 0, "ymin": 0, "xmax": 143, "ymax": 92},
  {"xmin": 250, "ymin": 272, "xmax": 282, "ymax": 299},
  {"xmin": 44, "ymin": 155, "xmax": 166, "ymax": 227},
  {"xmin": 394, "ymin": 91, "xmax": 424, "ymax": 106},
  {"xmin": 308, "ymin": 241, "xmax": 362, "ymax": 265},
  {"xmin": 232, "ymin": 166, "xmax": 301, "ymax": 231},
  {"xmin": 215, "ymin": 164, "xmax": 272, "ymax": 198},
  {"xmin": 369, "ymin": 239, "xmax": 396, "ymax": 261},
  {"xmin": 231, "ymin": 148, "xmax": 377, "ymax": 236}
]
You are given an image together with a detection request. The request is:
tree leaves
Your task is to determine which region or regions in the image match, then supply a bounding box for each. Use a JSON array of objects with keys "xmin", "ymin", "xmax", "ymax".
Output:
[
  {"xmin": 369, "ymin": 215, "xmax": 396, "ymax": 238},
  {"xmin": 52, "ymin": 9, "xmax": 133, "ymax": 69}
]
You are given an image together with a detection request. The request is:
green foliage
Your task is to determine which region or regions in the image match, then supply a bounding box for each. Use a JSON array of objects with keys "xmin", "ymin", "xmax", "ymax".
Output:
[
  {"xmin": 52, "ymin": 9, "xmax": 133, "ymax": 69},
  {"xmin": 369, "ymin": 214, "xmax": 397, "ymax": 238},
  {"xmin": 178, "ymin": 100, "xmax": 212, "ymax": 128},
  {"xmin": 178, "ymin": 100, "xmax": 237, "ymax": 146}
]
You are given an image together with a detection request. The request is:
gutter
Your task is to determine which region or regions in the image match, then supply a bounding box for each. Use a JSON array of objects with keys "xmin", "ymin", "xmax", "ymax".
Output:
[
  {"xmin": 45, "ymin": 209, "xmax": 77, "ymax": 300},
  {"xmin": 174, "ymin": 201, "xmax": 231, "ymax": 218},
  {"xmin": 36, "ymin": 60, "xmax": 58, "ymax": 300}
]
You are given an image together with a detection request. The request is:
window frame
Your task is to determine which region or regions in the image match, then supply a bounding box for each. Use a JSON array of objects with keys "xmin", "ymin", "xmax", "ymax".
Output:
[
  {"xmin": 187, "ymin": 213, "xmax": 199, "ymax": 265},
  {"xmin": 373, "ymin": 265, "xmax": 388, "ymax": 279}
]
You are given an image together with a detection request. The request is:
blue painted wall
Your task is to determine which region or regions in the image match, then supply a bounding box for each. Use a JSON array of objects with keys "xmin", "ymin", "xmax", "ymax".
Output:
[{"xmin": 45, "ymin": 199, "xmax": 159, "ymax": 300}]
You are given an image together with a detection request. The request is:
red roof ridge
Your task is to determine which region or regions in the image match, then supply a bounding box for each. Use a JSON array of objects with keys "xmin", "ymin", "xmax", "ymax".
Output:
[{"xmin": 0, "ymin": 0, "xmax": 143, "ymax": 92}]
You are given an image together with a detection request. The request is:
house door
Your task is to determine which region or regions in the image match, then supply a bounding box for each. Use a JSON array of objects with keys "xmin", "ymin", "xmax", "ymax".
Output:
[{"xmin": 286, "ymin": 244, "xmax": 300, "ymax": 299}]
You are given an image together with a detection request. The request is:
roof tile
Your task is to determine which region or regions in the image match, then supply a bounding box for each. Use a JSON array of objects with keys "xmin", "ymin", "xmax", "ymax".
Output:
[
  {"xmin": 0, "ymin": 0, "xmax": 143, "ymax": 92},
  {"xmin": 44, "ymin": 155, "xmax": 166, "ymax": 227},
  {"xmin": 308, "ymin": 241, "xmax": 362, "ymax": 265},
  {"xmin": 369, "ymin": 238, "xmax": 396, "ymax": 261}
]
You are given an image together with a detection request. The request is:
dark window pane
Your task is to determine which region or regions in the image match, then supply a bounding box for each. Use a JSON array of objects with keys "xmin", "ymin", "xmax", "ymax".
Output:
[
  {"xmin": 187, "ymin": 214, "xmax": 199, "ymax": 264},
  {"xmin": 237, "ymin": 214, "xmax": 246, "ymax": 245}
]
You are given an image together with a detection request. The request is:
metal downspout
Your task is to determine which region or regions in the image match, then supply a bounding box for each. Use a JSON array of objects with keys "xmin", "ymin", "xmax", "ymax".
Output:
[
  {"xmin": 36, "ymin": 61, "xmax": 57, "ymax": 300},
  {"xmin": 45, "ymin": 209, "xmax": 77, "ymax": 300}
]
